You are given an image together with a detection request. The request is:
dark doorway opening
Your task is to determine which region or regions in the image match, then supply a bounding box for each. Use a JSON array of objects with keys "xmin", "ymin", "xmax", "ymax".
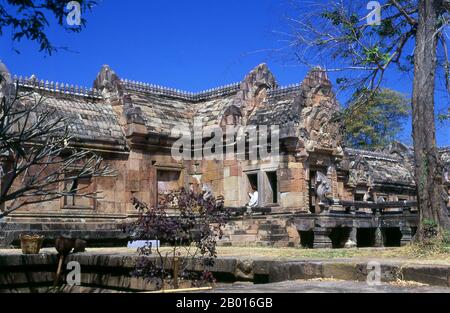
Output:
[
  {"xmin": 357, "ymin": 228, "xmax": 376, "ymax": 248},
  {"xmin": 266, "ymin": 171, "xmax": 278, "ymax": 204},
  {"xmin": 329, "ymin": 227, "xmax": 351, "ymax": 249},
  {"xmin": 308, "ymin": 170, "xmax": 317, "ymax": 213},
  {"xmin": 383, "ymin": 228, "xmax": 403, "ymax": 247},
  {"xmin": 300, "ymin": 231, "xmax": 314, "ymax": 249},
  {"xmin": 246, "ymin": 173, "xmax": 258, "ymax": 191}
]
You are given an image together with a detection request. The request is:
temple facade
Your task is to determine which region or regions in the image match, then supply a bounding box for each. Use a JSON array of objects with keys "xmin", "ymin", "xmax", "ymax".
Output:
[{"xmin": 1, "ymin": 62, "xmax": 449, "ymax": 248}]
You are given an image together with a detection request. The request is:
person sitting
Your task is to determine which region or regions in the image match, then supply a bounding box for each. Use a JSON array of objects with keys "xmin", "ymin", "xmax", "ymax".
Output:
[{"xmin": 246, "ymin": 185, "xmax": 259, "ymax": 215}]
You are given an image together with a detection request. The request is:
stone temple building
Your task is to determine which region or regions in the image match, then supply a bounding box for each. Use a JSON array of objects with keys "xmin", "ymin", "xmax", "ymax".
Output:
[{"xmin": 0, "ymin": 62, "xmax": 449, "ymax": 248}]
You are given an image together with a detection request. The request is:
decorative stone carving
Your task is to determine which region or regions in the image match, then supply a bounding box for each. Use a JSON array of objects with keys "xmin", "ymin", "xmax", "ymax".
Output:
[
  {"xmin": 220, "ymin": 105, "xmax": 242, "ymax": 127},
  {"xmin": 202, "ymin": 184, "xmax": 213, "ymax": 201},
  {"xmin": 297, "ymin": 68, "xmax": 343, "ymax": 154},
  {"xmin": 316, "ymin": 171, "xmax": 332, "ymax": 207},
  {"xmin": 93, "ymin": 65, "xmax": 123, "ymax": 97},
  {"xmin": 0, "ymin": 61, "xmax": 15, "ymax": 101},
  {"xmin": 348, "ymin": 156, "xmax": 373, "ymax": 187},
  {"xmin": 363, "ymin": 187, "xmax": 374, "ymax": 202},
  {"xmin": 234, "ymin": 63, "xmax": 277, "ymax": 124}
]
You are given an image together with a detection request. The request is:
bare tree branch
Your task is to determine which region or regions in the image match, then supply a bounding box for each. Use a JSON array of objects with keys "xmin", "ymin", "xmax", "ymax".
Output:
[
  {"xmin": 0, "ymin": 78, "xmax": 115, "ymax": 217},
  {"xmin": 390, "ymin": 0, "xmax": 418, "ymax": 26}
]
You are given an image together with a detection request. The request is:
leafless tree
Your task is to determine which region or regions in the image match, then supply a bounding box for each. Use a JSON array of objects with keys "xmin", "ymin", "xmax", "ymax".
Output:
[
  {"xmin": 0, "ymin": 68, "xmax": 113, "ymax": 218},
  {"xmin": 285, "ymin": 0, "xmax": 449, "ymax": 240}
]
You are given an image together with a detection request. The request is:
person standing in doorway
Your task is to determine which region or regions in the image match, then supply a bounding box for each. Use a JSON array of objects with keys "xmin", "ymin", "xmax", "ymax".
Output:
[{"xmin": 246, "ymin": 184, "xmax": 259, "ymax": 215}]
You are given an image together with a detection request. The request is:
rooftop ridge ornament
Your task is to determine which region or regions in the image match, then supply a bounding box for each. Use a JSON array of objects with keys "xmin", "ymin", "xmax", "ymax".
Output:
[
  {"xmin": 120, "ymin": 79, "xmax": 241, "ymax": 101},
  {"xmin": 13, "ymin": 73, "xmax": 102, "ymax": 99},
  {"xmin": 267, "ymin": 83, "xmax": 302, "ymax": 97},
  {"xmin": 345, "ymin": 148, "xmax": 401, "ymax": 162}
]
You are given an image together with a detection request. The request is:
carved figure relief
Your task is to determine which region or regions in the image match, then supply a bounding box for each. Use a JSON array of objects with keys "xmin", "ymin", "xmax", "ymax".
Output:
[
  {"xmin": 315, "ymin": 171, "xmax": 332, "ymax": 207},
  {"xmin": 348, "ymin": 157, "xmax": 373, "ymax": 187}
]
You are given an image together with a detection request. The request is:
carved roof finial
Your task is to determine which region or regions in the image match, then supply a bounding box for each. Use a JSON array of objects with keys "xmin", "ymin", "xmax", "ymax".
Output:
[{"xmin": 93, "ymin": 64, "xmax": 123, "ymax": 96}]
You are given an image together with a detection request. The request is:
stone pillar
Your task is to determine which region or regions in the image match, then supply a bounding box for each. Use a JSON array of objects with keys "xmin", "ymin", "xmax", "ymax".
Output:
[
  {"xmin": 374, "ymin": 228, "xmax": 384, "ymax": 248},
  {"xmin": 313, "ymin": 227, "xmax": 333, "ymax": 249},
  {"xmin": 400, "ymin": 226, "xmax": 413, "ymax": 246},
  {"xmin": 278, "ymin": 159, "xmax": 307, "ymax": 212},
  {"xmin": 344, "ymin": 227, "xmax": 357, "ymax": 248}
]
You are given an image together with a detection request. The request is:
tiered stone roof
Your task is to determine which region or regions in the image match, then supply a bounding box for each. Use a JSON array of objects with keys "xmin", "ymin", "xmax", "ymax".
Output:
[{"xmin": 16, "ymin": 76, "xmax": 127, "ymax": 151}]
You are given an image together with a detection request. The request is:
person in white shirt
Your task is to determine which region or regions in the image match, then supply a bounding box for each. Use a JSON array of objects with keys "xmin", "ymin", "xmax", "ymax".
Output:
[{"xmin": 246, "ymin": 185, "xmax": 259, "ymax": 215}]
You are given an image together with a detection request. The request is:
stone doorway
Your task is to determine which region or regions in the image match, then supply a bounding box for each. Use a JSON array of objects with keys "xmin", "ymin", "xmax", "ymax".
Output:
[
  {"xmin": 329, "ymin": 227, "xmax": 351, "ymax": 249},
  {"xmin": 300, "ymin": 231, "xmax": 314, "ymax": 249},
  {"xmin": 382, "ymin": 228, "xmax": 403, "ymax": 247},
  {"xmin": 356, "ymin": 228, "xmax": 376, "ymax": 248}
]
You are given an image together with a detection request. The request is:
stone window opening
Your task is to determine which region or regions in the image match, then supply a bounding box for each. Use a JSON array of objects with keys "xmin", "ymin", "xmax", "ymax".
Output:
[
  {"xmin": 156, "ymin": 169, "xmax": 182, "ymax": 207},
  {"xmin": 354, "ymin": 193, "xmax": 364, "ymax": 202},
  {"xmin": 245, "ymin": 173, "xmax": 259, "ymax": 207},
  {"xmin": 244, "ymin": 171, "xmax": 279, "ymax": 208},
  {"xmin": 63, "ymin": 173, "xmax": 94, "ymax": 210}
]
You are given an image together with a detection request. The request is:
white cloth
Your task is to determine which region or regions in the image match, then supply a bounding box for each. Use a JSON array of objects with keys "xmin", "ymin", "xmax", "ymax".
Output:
[{"xmin": 248, "ymin": 191, "xmax": 259, "ymax": 208}]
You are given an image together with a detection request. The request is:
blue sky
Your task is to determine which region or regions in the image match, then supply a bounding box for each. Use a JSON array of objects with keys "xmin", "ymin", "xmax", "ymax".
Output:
[{"xmin": 0, "ymin": 0, "xmax": 448, "ymax": 146}]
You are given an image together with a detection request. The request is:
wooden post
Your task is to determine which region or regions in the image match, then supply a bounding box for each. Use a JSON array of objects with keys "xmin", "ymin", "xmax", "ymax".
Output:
[
  {"xmin": 54, "ymin": 255, "xmax": 64, "ymax": 287},
  {"xmin": 173, "ymin": 257, "xmax": 179, "ymax": 289}
]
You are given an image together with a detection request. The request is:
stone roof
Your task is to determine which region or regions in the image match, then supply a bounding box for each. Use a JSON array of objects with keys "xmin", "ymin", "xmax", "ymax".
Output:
[
  {"xmin": 344, "ymin": 148, "xmax": 415, "ymax": 187},
  {"xmin": 16, "ymin": 77, "xmax": 127, "ymax": 152},
  {"xmin": 344, "ymin": 146, "xmax": 450, "ymax": 188},
  {"xmin": 123, "ymin": 82, "xmax": 239, "ymax": 134},
  {"xmin": 248, "ymin": 86, "xmax": 302, "ymax": 126}
]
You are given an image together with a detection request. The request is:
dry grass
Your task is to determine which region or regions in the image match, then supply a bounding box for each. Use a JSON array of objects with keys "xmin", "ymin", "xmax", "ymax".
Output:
[
  {"xmin": 389, "ymin": 279, "xmax": 429, "ymax": 287},
  {"xmin": 212, "ymin": 245, "xmax": 450, "ymax": 265}
]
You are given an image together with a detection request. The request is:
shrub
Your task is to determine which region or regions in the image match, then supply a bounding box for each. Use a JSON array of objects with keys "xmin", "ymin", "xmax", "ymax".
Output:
[{"xmin": 123, "ymin": 188, "xmax": 229, "ymax": 290}]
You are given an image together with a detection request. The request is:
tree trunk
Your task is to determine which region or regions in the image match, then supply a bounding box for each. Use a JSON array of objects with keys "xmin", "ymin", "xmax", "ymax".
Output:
[{"xmin": 412, "ymin": 0, "xmax": 449, "ymax": 240}]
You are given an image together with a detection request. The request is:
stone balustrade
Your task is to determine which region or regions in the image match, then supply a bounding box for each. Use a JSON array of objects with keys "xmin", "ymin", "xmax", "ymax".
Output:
[{"xmin": 13, "ymin": 75, "xmax": 102, "ymax": 99}]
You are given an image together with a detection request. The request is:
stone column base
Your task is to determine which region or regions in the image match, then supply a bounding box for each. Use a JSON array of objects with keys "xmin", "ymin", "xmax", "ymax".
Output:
[
  {"xmin": 400, "ymin": 226, "xmax": 413, "ymax": 246},
  {"xmin": 313, "ymin": 227, "xmax": 332, "ymax": 249}
]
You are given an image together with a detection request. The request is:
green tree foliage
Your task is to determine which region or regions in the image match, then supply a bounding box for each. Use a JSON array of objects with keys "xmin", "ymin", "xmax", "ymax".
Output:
[
  {"xmin": 438, "ymin": 108, "xmax": 450, "ymax": 122},
  {"xmin": 0, "ymin": 0, "xmax": 96, "ymax": 55},
  {"xmin": 344, "ymin": 89, "xmax": 410, "ymax": 149}
]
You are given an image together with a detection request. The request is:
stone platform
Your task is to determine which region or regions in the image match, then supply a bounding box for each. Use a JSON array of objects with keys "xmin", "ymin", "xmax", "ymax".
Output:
[{"xmin": 0, "ymin": 249, "xmax": 449, "ymax": 292}]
